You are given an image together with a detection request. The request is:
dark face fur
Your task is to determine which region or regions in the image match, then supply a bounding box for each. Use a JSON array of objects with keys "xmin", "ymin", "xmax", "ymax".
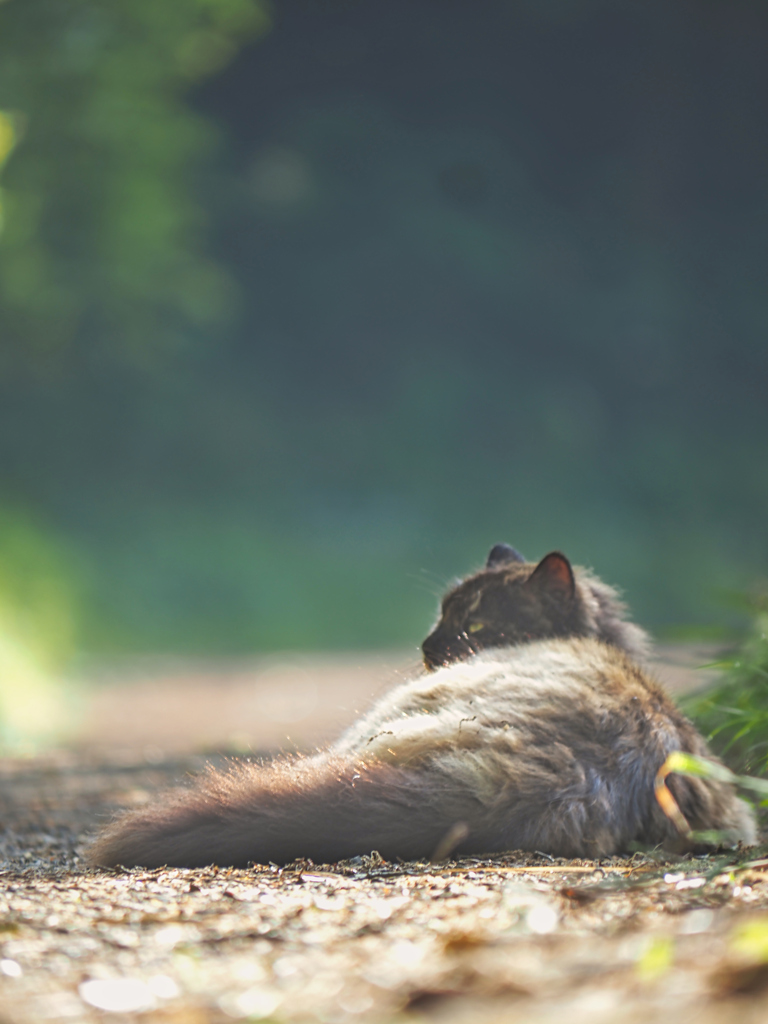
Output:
[{"xmin": 422, "ymin": 546, "xmax": 585, "ymax": 670}]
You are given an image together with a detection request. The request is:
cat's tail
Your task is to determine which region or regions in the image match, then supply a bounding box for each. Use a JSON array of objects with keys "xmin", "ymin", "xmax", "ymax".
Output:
[{"xmin": 86, "ymin": 754, "xmax": 483, "ymax": 869}]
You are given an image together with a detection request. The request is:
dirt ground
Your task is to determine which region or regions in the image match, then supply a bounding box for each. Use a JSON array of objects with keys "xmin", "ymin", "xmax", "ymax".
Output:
[{"xmin": 2, "ymin": 647, "xmax": 768, "ymax": 1024}]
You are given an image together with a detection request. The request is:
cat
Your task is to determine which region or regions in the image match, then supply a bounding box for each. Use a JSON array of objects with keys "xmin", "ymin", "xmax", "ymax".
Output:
[{"xmin": 87, "ymin": 547, "xmax": 756, "ymax": 869}]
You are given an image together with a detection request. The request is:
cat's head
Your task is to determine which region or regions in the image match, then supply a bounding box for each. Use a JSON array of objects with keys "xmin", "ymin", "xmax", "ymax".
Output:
[{"xmin": 421, "ymin": 545, "xmax": 650, "ymax": 669}]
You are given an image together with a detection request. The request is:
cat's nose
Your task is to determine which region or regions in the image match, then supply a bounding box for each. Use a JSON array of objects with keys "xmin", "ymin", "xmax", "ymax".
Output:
[{"xmin": 421, "ymin": 634, "xmax": 443, "ymax": 670}]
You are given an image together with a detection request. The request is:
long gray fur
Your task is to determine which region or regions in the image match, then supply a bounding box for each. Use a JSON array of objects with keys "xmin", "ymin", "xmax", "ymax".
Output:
[{"xmin": 88, "ymin": 636, "xmax": 755, "ymax": 868}]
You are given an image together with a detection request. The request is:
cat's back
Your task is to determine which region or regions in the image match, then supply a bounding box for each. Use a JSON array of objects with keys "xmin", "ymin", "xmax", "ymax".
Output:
[
  {"xmin": 334, "ymin": 637, "xmax": 690, "ymax": 765},
  {"xmin": 332, "ymin": 636, "xmax": 752, "ymax": 855}
]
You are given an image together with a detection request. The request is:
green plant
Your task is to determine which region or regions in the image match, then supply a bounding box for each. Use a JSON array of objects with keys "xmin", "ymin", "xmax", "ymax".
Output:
[{"xmin": 684, "ymin": 594, "xmax": 768, "ymax": 775}]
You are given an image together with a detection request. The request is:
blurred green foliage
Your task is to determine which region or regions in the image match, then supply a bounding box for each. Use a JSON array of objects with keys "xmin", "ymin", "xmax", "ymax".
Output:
[
  {"xmin": 0, "ymin": 0, "xmax": 269, "ymax": 362},
  {"xmin": 0, "ymin": 0, "xmax": 765, "ymax": 655},
  {"xmin": 0, "ymin": 507, "xmax": 80, "ymax": 747},
  {"xmin": 0, "ymin": 507, "xmax": 77, "ymax": 664},
  {"xmin": 0, "ymin": 0, "xmax": 270, "ymax": 656}
]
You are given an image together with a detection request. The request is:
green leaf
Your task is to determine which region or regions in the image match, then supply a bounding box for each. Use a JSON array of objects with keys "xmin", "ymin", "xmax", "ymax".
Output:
[{"xmin": 661, "ymin": 751, "xmax": 768, "ymax": 798}]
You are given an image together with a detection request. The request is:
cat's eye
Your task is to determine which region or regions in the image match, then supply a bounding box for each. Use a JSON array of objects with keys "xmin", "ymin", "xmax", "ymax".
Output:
[{"xmin": 468, "ymin": 622, "xmax": 484, "ymax": 633}]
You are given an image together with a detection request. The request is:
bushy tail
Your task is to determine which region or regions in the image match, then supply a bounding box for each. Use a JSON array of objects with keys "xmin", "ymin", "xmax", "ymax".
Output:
[{"xmin": 86, "ymin": 754, "xmax": 485, "ymax": 869}]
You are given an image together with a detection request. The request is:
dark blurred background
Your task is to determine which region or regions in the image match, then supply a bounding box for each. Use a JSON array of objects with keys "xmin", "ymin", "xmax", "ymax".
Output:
[{"xmin": 0, "ymin": 0, "xmax": 767, "ymax": 669}]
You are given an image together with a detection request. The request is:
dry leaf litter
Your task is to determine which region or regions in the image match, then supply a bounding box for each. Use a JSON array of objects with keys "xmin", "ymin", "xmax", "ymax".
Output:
[{"xmin": 2, "ymin": 751, "xmax": 768, "ymax": 1024}]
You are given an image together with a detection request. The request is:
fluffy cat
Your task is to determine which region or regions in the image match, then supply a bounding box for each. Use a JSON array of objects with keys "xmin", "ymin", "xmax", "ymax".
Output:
[{"xmin": 87, "ymin": 547, "xmax": 755, "ymax": 868}]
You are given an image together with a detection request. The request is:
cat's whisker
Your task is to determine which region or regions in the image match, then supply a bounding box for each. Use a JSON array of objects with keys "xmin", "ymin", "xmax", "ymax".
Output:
[{"xmin": 406, "ymin": 572, "xmax": 449, "ymax": 599}]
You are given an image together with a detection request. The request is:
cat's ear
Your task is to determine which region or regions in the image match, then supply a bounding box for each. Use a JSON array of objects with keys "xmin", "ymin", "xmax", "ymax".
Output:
[
  {"xmin": 486, "ymin": 543, "xmax": 526, "ymax": 569},
  {"xmin": 527, "ymin": 552, "xmax": 575, "ymax": 600}
]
